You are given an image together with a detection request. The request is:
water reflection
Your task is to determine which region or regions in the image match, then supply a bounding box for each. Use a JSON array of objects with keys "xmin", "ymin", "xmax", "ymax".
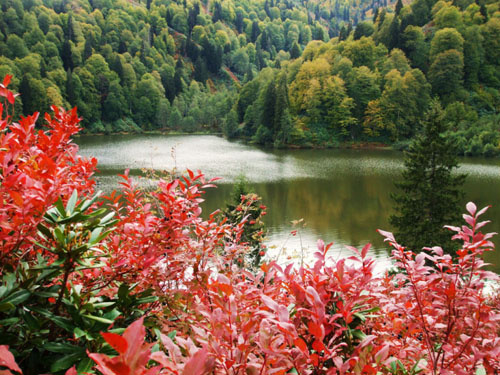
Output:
[{"xmin": 77, "ymin": 134, "xmax": 500, "ymax": 273}]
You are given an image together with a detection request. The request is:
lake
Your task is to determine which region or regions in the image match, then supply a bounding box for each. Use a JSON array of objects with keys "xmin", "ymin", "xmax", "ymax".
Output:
[{"xmin": 76, "ymin": 134, "xmax": 500, "ymax": 273}]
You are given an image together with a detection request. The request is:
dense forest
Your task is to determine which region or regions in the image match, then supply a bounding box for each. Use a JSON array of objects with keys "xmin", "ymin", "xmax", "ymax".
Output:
[
  {"xmin": 0, "ymin": 0, "xmax": 376, "ymax": 133},
  {"xmin": 236, "ymin": 0, "xmax": 500, "ymax": 155},
  {"xmin": 0, "ymin": 0, "xmax": 499, "ymax": 156}
]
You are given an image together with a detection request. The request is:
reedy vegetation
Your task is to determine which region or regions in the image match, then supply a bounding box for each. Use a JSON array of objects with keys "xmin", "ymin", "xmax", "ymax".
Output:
[{"xmin": 0, "ymin": 79, "xmax": 499, "ymax": 374}]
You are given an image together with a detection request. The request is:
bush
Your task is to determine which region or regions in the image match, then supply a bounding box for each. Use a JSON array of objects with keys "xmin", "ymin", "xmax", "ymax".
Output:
[{"xmin": 1, "ymin": 76, "xmax": 499, "ymax": 374}]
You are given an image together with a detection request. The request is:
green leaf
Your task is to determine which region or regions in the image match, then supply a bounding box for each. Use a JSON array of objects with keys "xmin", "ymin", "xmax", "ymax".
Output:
[
  {"xmin": 92, "ymin": 302, "xmax": 116, "ymax": 309},
  {"xmin": 77, "ymin": 357, "xmax": 95, "ymax": 373},
  {"xmin": 21, "ymin": 310, "xmax": 41, "ymax": 330},
  {"xmin": 3, "ymin": 289, "xmax": 31, "ymax": 305},
  {"xmin": 73, "ymin": 327, "xmax": 87, "ymax": 339},
  {"xmin": 82, "ymin": 314, "xmax": 115, "ymax": 324},
  {"xmin": 55, "ymin": 198, "xmax": 67, "ymax": 218},
  {"xmin": 54, "ymin": 227, "xmax": 66, "ymax": 245},
  {"xmin": 89, "ymin": 227, "xmax": 103, "ymax": 245},
  {"xmin": 44, "ymin": 342, "xmax": 85, "ymax": 354},
  {"xmin": 135, "ymin": 296, "xmax": 158, "ymax": 304},
  {"xmin": 102, "ymin": 308, "xmax": 121, "ymax": 322},
  {"xmin": 66, "ymin": 190, "xmax": 78, "ymax": 215},
  {"xmin": 79, "ymin": 191, "xmax": 101, "ymax": 212},
  {"xmin": 50, "ymin": 352, "xmax": 84, "ymax": 373},
  {"xmin": 0, "ymin": 302, "xmax": 14, "ymax": 312},
  {"xmin": 37, "ymin": 223, "xmax": 53, "ymax": 240},
  {"xmin": 100, "ymin": 211, "xmax": 115, "ymax": 224},
  {"xmin": 28, "ymin": 306, "xmax": 75, "ymax": 332},
  {"xmin": 0, "ymin": 317, "xmax": 20, "ymax": 325}
]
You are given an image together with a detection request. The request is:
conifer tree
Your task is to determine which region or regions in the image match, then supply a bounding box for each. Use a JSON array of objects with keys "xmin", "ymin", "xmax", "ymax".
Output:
[
  {"xmin": 395, "ymin": 0, "xmax": 403, "ymax": 16},
  {"xmin": 390, "ymin": 101, "xmax": 466, "ymax": 253}
]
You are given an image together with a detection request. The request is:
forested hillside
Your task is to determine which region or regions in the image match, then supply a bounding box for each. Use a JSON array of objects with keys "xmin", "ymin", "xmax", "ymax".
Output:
[
  {"xmin": 1, "ymin": 0, "xmax": 499, "ymax": 155},
  {"xmin": 0, "ymin": 0, "xmax": 376, "ymax": 133},
  {"xmin": 235, "ymin": 0, "xmax": 500, "ymax": 156}
]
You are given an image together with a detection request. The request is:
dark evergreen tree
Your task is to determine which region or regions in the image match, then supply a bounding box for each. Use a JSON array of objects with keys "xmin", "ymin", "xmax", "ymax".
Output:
[
  {"xmin": 379, "ymin": 8, "xmax": 386, "ymax": 24},
  {"xmin": 66, "ymin": 68, "xmax": 77, "ymax": 105},
  {"xmin": 194, "ymin": 57, "xmax": 208, "ymax": 82},
  {"xmin": 390, "ymin": 101, "xmax": 466, "ymax": 253},
  {"xmin": 373, "ymin": 7, "xmax": 379, "ymax": 22},
  {"xmin": 339, "ymin": 25, "xmax": 347, "ymax": 40},
  {"xmin": 260, "ymin": 78, "xmax": 276, "ymax": 135},
  {"xmin": 166, "ymin": 8, "xmax": 173, "ymax": 25},
  {"xmin": 212, "ymin": 1, "xmax": 222, "ymax": 23},
  {"xmin": 174, "ymin": 60, "xmax": 184, "ymax": 95},
  {"xmin": 83, "ymin": 36, "xmax": 92, "ymax": 61},
  {"xmin": 235, "ymin": 10, "xmax": 244, "ymax": 33},
  {"xmin": 65, "ymin": 13, "xmax": 74, "ymax": 41},
  {"xmin": 251, "ymin": 20, "xmax": 260, "ymax": 43},
  {"xmin": 395, "ymin": 0, "xmax": 403, "ymax": 15},
  {"xmin": 480, "ymin": 3, "xmax": 488, "ymax": 22},
  {"xmin": 387, "ymin": 15, "xmax": 400, "ymax": 50},
  {"xmin": 244, "ymin": 64, "xmax": 254, "ymax": 82},
  {"xmin": 61, "ymin": 39, "xmax": 73, "ymax": 70},
  {"xmin": 273, "ymin": 72, "xmax": 289, "ymax": 142},
  {"xmin": 188, "ymin": 3, "xmax": 199, "ymax": 32},
  {"xmin": 346, "ymin": 21, "xmax": 353, "ymax": 36},
  {"xmin": 290, "ymin": 41, "xmax": 301, "ymax": 58}
]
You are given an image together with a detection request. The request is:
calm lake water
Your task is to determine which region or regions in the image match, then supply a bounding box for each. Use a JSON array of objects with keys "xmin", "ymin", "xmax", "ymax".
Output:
[{"xmin": 77, "ymin": 134, "xmax": 500, "ymax": 273}]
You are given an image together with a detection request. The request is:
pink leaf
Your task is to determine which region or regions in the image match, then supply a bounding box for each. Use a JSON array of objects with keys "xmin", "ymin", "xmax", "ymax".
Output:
[
  {"xmin": 0, "ymin": 346, "xmax": 22, "ymax": 374},
  {"xmin": 122, "ymin": 317, "xmax": 146, "ymax": 358},
  {"xmin": 377, "ymin": 229, "xmax": 395, "ymax": 243},
  {"xmin": 182, "ymin": 347, "xmax": 214, "ymax": 375},
  {"xmin": 466, "ymin": 202, "xmax": 476, "ymax": 216},
  {"xmin": 361, "ymin": 243, "xmax": 371, "ymax": 258}
]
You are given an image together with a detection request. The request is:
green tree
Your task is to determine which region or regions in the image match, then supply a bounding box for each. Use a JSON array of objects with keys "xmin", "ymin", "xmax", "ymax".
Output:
[
  {"xmin": 428, "ymin": 49, "xmax": 464, "ymax": 99},
  {"xmin": 390, "ymin": 101, "xmax": 466, "ymax": 253}
]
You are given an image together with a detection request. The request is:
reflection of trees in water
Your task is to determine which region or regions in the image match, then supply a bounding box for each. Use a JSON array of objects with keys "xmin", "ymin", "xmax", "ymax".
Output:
[
  {"xmin": 203, "ymin": 175, "xmax": 397, "ymax": 250},
  {"xmin": 203, "ymin": 176, "xmax": 500, "ymax": 273}
]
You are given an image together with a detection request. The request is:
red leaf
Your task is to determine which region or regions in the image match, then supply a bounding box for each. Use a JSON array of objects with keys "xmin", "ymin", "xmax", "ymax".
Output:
[
  {"xmin": 65, "ymin": 366, "xmax": 77, "ymax": 375},
  {"xmin": 7, "ymin": 92, "xmax": 15, "ymax": 105},
  {"xmin": 312, "ymin": 339, "xmax": 325, "ymax": 353},
  {"xmin": 88, "ymin": 353, "xmax": 131, "ymax": 375},
  {"xmin": 122, "ymin": 317, "xmax": 146, "ymax": 358},
  {"xmin": 294, "ymin": 338, "xmax": 308, "ymax": 353},
  {"xmin": 182, "ymin": 347, "xmax": 214, "ymax": 375},
  {"xmin": 0, "ymin": 346, "xmax": 22, "ymax": 374},
  {"xmin": 101, "ymin": 332, "xmax": 128, "ymax": 354},
  {"xmin": 9, "ymin": 191, "xmax": 23, "ymax": 207},
  {"xmin": 308, "ymin": 321, "xmax": 324, "ymax": 340},
  {"xmin": 2, "ymin": 75, "xmax": 12, "ymax": 87},
  {"xmin": 310, "ymin": 353, "xmax": 319, "ymax": 367}
]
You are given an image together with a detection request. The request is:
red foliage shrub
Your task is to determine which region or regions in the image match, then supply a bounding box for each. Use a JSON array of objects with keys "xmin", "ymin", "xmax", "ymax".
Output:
[
  {"xmin": 1, "ymin": 76, "xmax": 499, "ymax": 374},
  {"xmin": 0, "ymin": 75, "xmax": 97, "ymax": 270}
]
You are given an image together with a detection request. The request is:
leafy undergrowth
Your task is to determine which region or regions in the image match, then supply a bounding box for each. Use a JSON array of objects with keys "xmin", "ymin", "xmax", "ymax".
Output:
[{"xmin": 1, "ymin": 75, "xmax": 499, "ymax": 375}]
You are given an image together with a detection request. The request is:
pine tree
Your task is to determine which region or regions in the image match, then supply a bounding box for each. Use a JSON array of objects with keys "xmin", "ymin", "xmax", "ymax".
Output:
[
  {"xmin": 61, "ymin": 39, "xmax": 73, "ymax": 71},
  {"xmin": 83, "ymin": 37, "xmax": 93, "ymax": 61},
  {"xmin": 390, "ymin": 101, "xmax": 466, "ymax": 254},
  {"xmin": 290, "ymin": 41, "xmax": 301, "ymax": 58},
  {"xmin": 395, "ymin": 0, "xmax": 403, "ymax": 15}
]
